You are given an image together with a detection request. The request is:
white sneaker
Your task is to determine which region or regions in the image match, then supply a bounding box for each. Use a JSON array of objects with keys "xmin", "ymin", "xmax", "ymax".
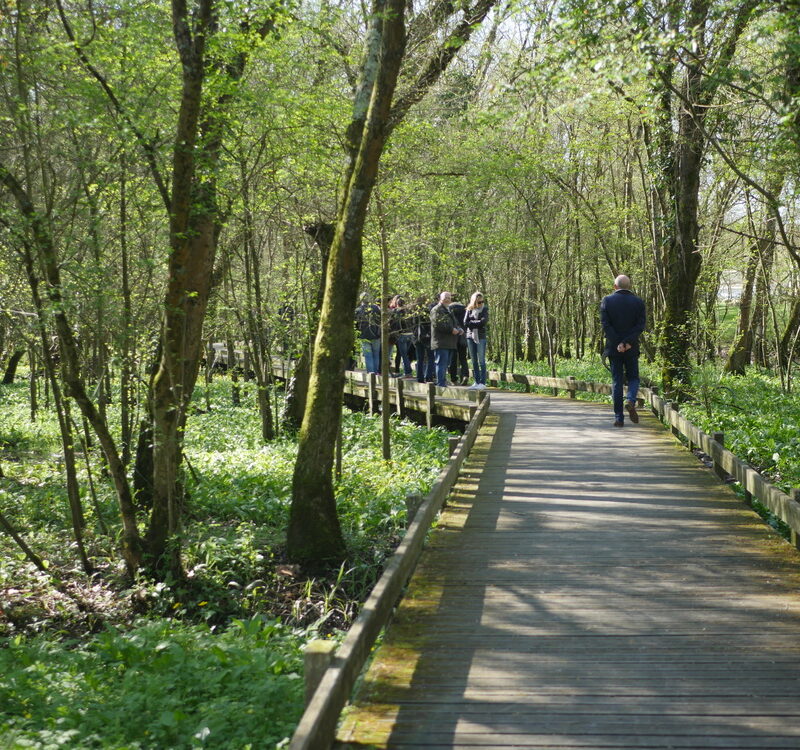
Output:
[
  {"xmin": 467, "ymin": 383, "xmax": 479, "ymax": 389},
  {"xmin": 476, "ymin": 383, "xmax": 487, "ymax": 390}
]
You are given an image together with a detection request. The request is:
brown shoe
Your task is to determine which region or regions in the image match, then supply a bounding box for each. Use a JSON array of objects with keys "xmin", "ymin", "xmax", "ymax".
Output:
[
  {"xmin": 626, "ymin": 401, "xmax": 639, "ymax": 423},
  {"xmin": 613, "ymin": 419, "xmax": 624, "ymax": 427}
]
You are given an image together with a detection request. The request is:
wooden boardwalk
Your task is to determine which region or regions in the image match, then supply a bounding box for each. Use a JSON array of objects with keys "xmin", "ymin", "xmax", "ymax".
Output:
[{"xmin": 336, "ymin": 391, "xmax": 800, "ymax": 749}]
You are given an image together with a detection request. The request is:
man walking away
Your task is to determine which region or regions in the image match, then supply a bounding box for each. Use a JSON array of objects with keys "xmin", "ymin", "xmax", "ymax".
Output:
[{"xmin": 600, "ymin": 275, "xmax": 646, "ymax": 427}]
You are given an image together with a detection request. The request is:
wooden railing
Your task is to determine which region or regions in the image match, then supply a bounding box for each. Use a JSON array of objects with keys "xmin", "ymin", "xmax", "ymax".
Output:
[
  {"xmin": 288, "ymin": 392, "xmax": 490, "ymax": 750},
  {"xmin": 211, "ymin": 345, "xmax": 480, "ymax": 425}
]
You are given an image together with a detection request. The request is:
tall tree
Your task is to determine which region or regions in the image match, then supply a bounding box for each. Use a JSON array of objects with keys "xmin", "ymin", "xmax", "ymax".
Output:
[{"xmin": 287, "ymin": 0, "xmax": 499, "ymax": 564}]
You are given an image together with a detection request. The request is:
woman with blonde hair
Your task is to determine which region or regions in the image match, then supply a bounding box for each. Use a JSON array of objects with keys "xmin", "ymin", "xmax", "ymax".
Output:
[{"xmin": 464, "ymin": 291, "xmax": 489, "ymax": 389}]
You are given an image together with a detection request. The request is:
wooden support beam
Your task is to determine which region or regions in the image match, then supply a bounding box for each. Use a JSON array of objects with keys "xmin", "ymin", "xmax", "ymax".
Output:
[{"xmin": 304, "ymin": 640, "xmax": 337, "ymax": 707}]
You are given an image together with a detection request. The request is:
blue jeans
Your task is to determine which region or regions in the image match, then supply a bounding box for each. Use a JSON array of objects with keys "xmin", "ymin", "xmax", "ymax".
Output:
[
  {"xmin": 395, "ymin": 334, "xmax": 414, "ymax": 375},
  {"xmin": 467, "ymin": 337, "xmax": 487, "ymax": 384},
  {"xmin": 360, "ymin": 338, "xmax": 381, "ymax": 373},
  {"xmin": 610, "ymin": 350, "xmax": 640, "ymax": 421},
  {"xmin": 416, "ymin": 343, "xmax": 435, "ymax": 382},
  {"xmin": 433, "ymin": 348, "xmax": 451, "ymax": 387}
]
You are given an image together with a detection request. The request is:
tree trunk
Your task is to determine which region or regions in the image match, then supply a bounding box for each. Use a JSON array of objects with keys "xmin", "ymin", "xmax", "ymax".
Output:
[
  {"xmin": 281, "ymin": 222, "xmax": 334, "ymax": 430},
  {"xmin": 726, "ymin": 185, "xmax": 783, "ymax": 374},
  {"xmin": 287, "ymin": 0, "xmax": 407, "ymax": 565},
  {"xmin": 2, "ymin": 349, "xmax": 25, "ymax": 384}
]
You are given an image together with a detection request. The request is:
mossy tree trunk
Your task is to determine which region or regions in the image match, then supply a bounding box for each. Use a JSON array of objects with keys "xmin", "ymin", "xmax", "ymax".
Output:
[
  {"xmin": 287, "ymin": 0, "xmax": 407, "ymax": 564},
  {"xmin": 287, "ymin": 0, "xmax": 499, "ymax": 565}
]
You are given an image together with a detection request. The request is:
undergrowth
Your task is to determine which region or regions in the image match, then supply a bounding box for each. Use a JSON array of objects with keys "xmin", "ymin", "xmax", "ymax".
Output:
[{"xmin": 0, "ymin": 375, "xmax": 453, "ymax": 748}]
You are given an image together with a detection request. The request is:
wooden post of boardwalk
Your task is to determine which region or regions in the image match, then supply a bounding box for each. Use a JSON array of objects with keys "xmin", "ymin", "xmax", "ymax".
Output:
[
  {"xmin": 303, "ymin": 640, "xmax": 337, "ymax": 706},
  {"xmin": 791, "ymin": 489, "xmax": 800, "ymax": 550},
  {"xmin": 448, "ymin": 436, "xmax": 460, "ymax": 456},
  {"xmin": 368, "ymin": 372, "xmax": 378, "ymax": 415},
  {"xmin": 567, "ymin": 376, "xmax": 577, "ymax": 399},
  {"xmin": 669, "ymin": 401, "xmax": 680, "ymax": 438},
  {"xmin": 712, "ymin": 432, "xmax": 727, "ymax": 482},
  {"xmin": 396, "ymin": 376, "xmax": 405, "ymax": 418},
  {"xmin": 426, "ymin": 382, "xmax": 435, "ymax": 429}
]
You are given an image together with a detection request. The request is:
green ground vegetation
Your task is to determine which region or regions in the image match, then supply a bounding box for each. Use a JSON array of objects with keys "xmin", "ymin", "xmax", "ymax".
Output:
[{"xmin": 0, "ymin": 375, "xmax": 452, "ymax": 749}]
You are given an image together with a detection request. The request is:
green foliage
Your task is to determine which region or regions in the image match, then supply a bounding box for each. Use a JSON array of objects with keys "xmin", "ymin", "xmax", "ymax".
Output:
[
  {"xmin": 679, "ymin": 368, "xmax": 800, "ymax": 493},
  {"xmin": 0, "ymin": 617, "xmax": 305, "ymax": 749}
]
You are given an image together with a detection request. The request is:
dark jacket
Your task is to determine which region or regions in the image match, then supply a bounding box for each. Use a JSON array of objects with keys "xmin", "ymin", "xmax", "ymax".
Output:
[
  {"xmin": 390, "ymin": 305, "xmax": 415, "ymax": 337},
  {"xmin": 430, "ymin": 302, "xmax": 459, "ymax": 350},
  {"xmin": 600, "ymin": 289, "xmax": 646, "ymax": 356},
  {"xmin": 448, "ymin": 302, "xmax": 467, "ymax": 349},
  {"xmin": 355, "ymin": 302, "xmax": 381, "ymax": 340},
  {"xmin": 464, "ymin": 304, "xmax": 489, "ymax": 340},
  {"xmin": 412, "ymin": 302, "xmax": 433, "ymax": 346}
]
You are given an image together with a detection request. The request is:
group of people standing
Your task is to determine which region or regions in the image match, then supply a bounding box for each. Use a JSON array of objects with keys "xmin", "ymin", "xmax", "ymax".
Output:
[
  {"xmin": 353, "ymin": 272, "xmax": 645, "ymax": 426},
  {"xmin": 355, "ymin": 290, "xmax": 489, "ymax": 389}
]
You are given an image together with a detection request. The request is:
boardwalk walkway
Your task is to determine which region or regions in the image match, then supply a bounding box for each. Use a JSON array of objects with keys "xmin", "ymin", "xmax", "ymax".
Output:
[{"xmin": 336, "ymin": 391, "xmax": 800, "ymax": 749}]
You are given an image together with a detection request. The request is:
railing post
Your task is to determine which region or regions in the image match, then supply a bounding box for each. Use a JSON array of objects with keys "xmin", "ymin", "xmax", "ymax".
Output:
[
  {"xmin": 405, "ymin": 493, "xmax": 423, "ymax": 526},
  {"xmin": 426, "ymin": 382, "xmax": 435, "ymax": 429},
  {"xmin": 448, "ymin": 436, "xmax": 460, "ymax": 456},
  {"xmin": 712, "ymin": 431, "xmax": 727, "ymax": 482},
  {"xmin": 669, "ymin": 401, "xmax": 680, "ymax": 438},
  {"xmin": 396, "ymin": 376, "xmax": 405, "ymax": 418},
  {"xmin": 567, "ymin": 376, "xmax": 577, "ymax": 400},
  {"xmin": 791, "ymin": 489, "xmax": 800, "ymax": 550},
  {"xmin": 368, "ymin": 372, "xmax": 378, "ymax": 415},
  {"xmin": 303, "ymin": 640, "xmax": 337, "ymax": 707}
]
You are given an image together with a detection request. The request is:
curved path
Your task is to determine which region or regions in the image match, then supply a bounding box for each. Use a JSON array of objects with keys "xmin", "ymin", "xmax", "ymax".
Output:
[{"xmin": 336, "ymin": 390, "xmax": 800, "ymax": 749}]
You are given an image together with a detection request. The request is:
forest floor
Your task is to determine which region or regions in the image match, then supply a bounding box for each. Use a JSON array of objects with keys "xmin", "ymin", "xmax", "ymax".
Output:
[{"xmin": 0, "ymin": 376, "xmax": 453, "ymax": 748}]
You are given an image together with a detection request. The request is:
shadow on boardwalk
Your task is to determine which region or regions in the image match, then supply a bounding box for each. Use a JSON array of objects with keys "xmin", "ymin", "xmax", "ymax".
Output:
[{"xmin": 337, "ymin": 392, "xmax": 800, "ymax": 749}]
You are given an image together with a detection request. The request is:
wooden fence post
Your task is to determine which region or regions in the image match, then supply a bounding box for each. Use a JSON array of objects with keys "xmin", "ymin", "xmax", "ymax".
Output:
[
  {"xmin": 396, "ymin": 377, "xmax": 405, "ymax": 418},
  {"xmin": 668, "ymin": 402, "xmax": 680, "ymax": 438},
  {"xmin": 448, "ymin": 436, "xmax": 460, "ymax": 456},
  {"xmin": 368, "ymin": 372, "xmax": 378, "ymax": 415},
  {"xmin": 426, "ymin": 382, "xmax": 435, "ymax": 429},
  {"xmin": 567, "ymin": 376, "xmax": 577, "ymax": 399},
  {"xmin": 791, "ymin": 489, "xmax": 800, "ymax": 549},
  {"xmin": 712, "ymin": 432, "xmax": 727, "ymax": 482},
  {"xmin": 303, "ymin": 640, "xmax": 337, "ymax": 706}
]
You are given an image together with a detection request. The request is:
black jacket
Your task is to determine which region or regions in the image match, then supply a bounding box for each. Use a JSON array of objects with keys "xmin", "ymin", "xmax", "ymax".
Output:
[
  {"xmin": 600, "ymin": 289, "xmax": 646, "ymax": 356},
  {"xmin": 464, "ymin": 305, "xmax": 489, "ymax": 340},
  {"xmin": 430, "ymin": 303, "xmax": 459, "ymax": 350},
  {"xmin": 355, "ymin": 303, "xmax": 381, "ymax": 340}
]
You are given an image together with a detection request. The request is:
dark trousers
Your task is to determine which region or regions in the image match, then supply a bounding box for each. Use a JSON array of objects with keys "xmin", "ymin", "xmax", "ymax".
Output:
[
  {"xmin": 448, "ymin": 342, "xmax": 469, "ymax": 382},
  {"xmin": 416, "ymin": 343, "xmax": 435, "ymax": 382},
  {"xmin": 609, "ymin": 350, "xmax": 640, "ymax": 422}
]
